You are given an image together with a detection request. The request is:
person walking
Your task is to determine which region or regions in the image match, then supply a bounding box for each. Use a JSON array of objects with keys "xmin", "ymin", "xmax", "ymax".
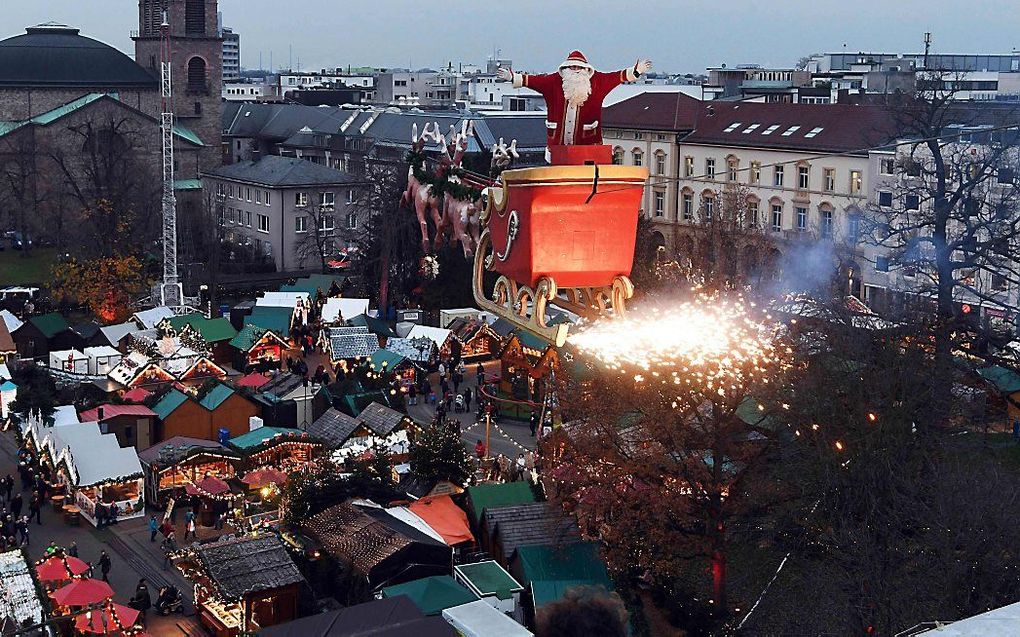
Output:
[
  {"xmin": 515, "ymin": 453, "xmax": 527, "ymax": 481},
  {"xmin": 10, "ymin": 493, "xmax": 22, "ymax": 519},
  {"xmin": 161, "ymin": 532, "xmax": 177, "ymax": 570},
  {"xmin": 463, "ymin": 387, "xmax": 472, "ymax": 411},
  {"xmin": 16, "ymin": 517, "xmax": 28, "ymax": 546},
  {"xmin": 474, "ymin": 439, "xmax": 486, "ymax": 461},
  {"xmin": 98, "ymin": 551, "xmax": 111, "ymax": 582},
  {"xmin": 2, "ymin": 475, "xmax": 11, "ymax": 503},
  {"xmin": 525, "ymin": 450, "xmax": 536, "ymax": 481},
  {"xmin": 184, "ymin": 512, "xmax": 197, "ymax": 541},
  {"xmin": 407, "ymin": 384, "xmax": 417, "ymax": 406},
  {"xmin": 28, "ymin": 493, "xmax": 41, "ymax": 525},
  {"xmin": 476, "ymin": 362, "xmax": 484, "ymax": 386},
  {"xmin": 529, "ymin": 412, "xmax": 538, "ymax": 437},
  {"xmin": 68, "ymin": 541, "xmax": 78, "ymax": 558},
  {"xmin": 452, "ymin": 371, "xmax": 461, "ymax": 393},
  {"xmin": 133, "ymin": 579, "xmax": 151, "ymax": 619},
  {"xmin": 149, "ymin": 515, "xmax": 159, "ymax": 542}
]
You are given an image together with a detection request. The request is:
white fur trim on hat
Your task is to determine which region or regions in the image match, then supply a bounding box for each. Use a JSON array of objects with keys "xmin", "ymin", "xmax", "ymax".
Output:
[{"xmin": 559, "ymin": 50, "xmax": 593, "ymax": 70}]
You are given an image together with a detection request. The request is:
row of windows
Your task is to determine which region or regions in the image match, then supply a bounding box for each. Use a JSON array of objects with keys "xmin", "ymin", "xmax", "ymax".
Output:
[
  {"xmin": 294, "ymin": 190, "xmax": 356, "ymax": 207},
  {"xmin": 219, "ymin": 183, "xmax": 272, "ymax": 205},
  {"xmin": 667, "ymin": 192, "xmax": 841, "ymax": 238},
  {"xmin": 685, "ymin": 157, "xmax": 863, "ymax": 194},
  {"xmin": 294, "ymin": 213, "xmax": 358, "ymax": 232}
]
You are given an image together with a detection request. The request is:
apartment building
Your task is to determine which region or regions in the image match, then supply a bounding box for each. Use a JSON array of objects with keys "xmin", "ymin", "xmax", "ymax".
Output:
[
  {"xmin": 221, "ymin": 26, "xmax": 239, "ymax": 81},
  {"xmin": 202, "ymin": 156, "xmax": 367, "ymax": 271}
]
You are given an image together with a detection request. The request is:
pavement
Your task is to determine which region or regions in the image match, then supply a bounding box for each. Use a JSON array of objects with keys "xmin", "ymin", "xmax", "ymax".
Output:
[{"xmin": 0, "ymin": 429, "xmax": 203, "ymax": 636}]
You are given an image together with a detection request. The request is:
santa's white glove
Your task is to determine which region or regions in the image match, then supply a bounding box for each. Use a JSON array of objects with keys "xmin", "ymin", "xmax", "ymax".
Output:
[
  {"xmin": 496, "ymin": 66, "xmax": 513, "ymax": 82},
  {"xmin": 635, "ymin": 59, "xmax": 653, "ymax": 75}
]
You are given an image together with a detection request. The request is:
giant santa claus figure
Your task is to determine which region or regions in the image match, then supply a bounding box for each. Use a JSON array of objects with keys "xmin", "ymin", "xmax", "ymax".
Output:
[{"xmin": 497, "ymin": 51, "xmax": 652, "ymax": 148}]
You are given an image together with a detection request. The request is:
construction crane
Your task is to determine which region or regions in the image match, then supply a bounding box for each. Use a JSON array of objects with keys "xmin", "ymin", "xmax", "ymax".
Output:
[{"xmin": 152, "ymin": 10, "xmax": 200, "ymax": 314}]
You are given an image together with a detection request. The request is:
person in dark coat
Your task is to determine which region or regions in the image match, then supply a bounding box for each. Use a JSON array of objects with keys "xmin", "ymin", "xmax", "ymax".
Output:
[
  {"xmin": 132, "ymin": 579, "xmax": 152, "ymax": 618},
  {"xmin": 68, "ymin": 541, "xmax": 78, "ymax": 558},
  {"xmin": 28, "ymin": 494, "xmax": 41, "ymax": 525},
  {"xmin": 98, "ymin": 551, "xmax": 111, "ymax": 582},
  {"xmin": 10, "ymin": 493, "xmax": 22, "ymax": 519},
  {"xmin": 2, "ymin": 475, "xmax": 11, "ymax": 503},
  {"xmin": 463, "ymin": 387, "xmax": 472, "ymax": 411}
]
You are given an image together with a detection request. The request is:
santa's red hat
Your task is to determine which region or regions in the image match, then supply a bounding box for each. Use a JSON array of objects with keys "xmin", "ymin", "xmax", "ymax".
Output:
[{"xmin": 559, "ymin": 50, "xmax": 593, "ymax": 70}]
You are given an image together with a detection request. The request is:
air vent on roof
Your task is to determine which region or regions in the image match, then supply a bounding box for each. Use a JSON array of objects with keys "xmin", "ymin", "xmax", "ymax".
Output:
[
  {"xmin": 742, "ymin": 123, "xmax": 761, "ymax": 134},
  {"xmin": 761, "ymin": 124, "xmax": 781, "ymax": 135},
  {"xmin": 723, "ymin": 122, "xmax": 742, "ymax": 133},
  {"xmin": 804, "ymin": 127, "xmax": 824, "ymax": 138},
  {"xmin": 781, "ymin": 126, "xmax": 801, "ymax": 136}
]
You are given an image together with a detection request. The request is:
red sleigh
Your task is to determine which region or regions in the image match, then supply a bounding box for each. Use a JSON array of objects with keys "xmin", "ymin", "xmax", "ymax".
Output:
[{"xmin": 472, "ymin": 145, "xmax": 649, "ymax": 346}]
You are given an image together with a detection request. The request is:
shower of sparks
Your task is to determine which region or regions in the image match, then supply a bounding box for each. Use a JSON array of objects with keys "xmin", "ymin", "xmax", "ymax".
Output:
[{"xmin": 568, "ymin": 292, "xmax": 789, "ymax": 394}]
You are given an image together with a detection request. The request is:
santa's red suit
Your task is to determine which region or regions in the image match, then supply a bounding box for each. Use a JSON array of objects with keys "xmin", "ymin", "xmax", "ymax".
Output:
[{"xmin": 511, "ymin": 50, "xmax": 640, "ymax": 147}]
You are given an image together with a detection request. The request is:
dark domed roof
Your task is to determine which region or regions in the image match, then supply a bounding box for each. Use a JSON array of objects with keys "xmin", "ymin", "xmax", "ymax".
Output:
[{"xmin": 0, "ymin": 23, "xmax": 157, "ymax": 88}]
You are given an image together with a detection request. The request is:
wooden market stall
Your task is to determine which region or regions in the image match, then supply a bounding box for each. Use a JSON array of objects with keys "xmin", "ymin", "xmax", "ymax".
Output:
[
  {"xmin": 137, "ymin": 436, "xmax": 241, "ymax": 508},
  {"xmin": 175, "ymin": 533, "xmax": 305, "ymax": 636},
  {"xmin": 228, "ymin": 426, "xmax": 322, "ymax": 472},
  {"xmin": 496, "ymin": 331, "xmax": 559, "ymax": 403},
  {"xmin": 447, "ymin": 317, "xmax": 503, "ymax": 361},
  {"xmin": 228, "ymin": 324, "xmax": 290, "ymax": 373}
]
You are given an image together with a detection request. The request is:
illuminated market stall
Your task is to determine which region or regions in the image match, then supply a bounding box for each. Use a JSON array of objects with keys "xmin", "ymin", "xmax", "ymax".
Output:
[
  {"xmin": 137, "ymin": 437, "xmax": 240, "ymax": 508},
  {"xmin": 175, "ymin": 534, "xmax": 305, "ymax": 636},
  {"xmin": 496, "ymin": 331, "xmax": 558, "ymax": 403},
  {"xmin": 228, "ymin": 426, "xmax": 322, "ymax": 472}
]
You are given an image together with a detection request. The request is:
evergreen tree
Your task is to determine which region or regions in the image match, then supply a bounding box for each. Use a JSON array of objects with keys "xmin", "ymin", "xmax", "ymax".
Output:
[{"xmin": 408, "ymin": 423, "xmax": 475, "ymax": 486}]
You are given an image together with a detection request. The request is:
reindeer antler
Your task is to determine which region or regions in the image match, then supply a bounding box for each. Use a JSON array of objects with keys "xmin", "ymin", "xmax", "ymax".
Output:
[
  {"xmin": 508, "ymin": 139, "xmax": 519, "ymax": 159},
  {"xmin": 411, "ymin": 123, "xmax": 419, "ymax": 144}
]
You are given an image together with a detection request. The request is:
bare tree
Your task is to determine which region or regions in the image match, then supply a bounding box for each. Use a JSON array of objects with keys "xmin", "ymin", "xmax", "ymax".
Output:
[
  {"xmin": 0, "ymin": 133, "xmax": 44, "ymax": 255},
  {"xmin": 868, "ymin": 75, "xmax": 1020, "ymax": 422}
]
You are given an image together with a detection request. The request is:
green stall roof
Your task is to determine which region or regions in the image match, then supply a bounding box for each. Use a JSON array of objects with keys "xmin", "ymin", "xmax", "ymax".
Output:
[
  {"xmin": 455, "ymin": 560, "xmax": 522, "ymax": 601},
  {"xmin": 152, "ymin": 389, "xmax": 189, "ymax": 420},
  {"xmin": 514, "ymin": 542, "xmax": 613, "ymax": 608},
  {"xmin": 466, "ymin": 482, "xmax": 536, "ymax": 525},
  {"xmin": 381, "ymin": 575, "xmax": 477, "ymax": 616}
]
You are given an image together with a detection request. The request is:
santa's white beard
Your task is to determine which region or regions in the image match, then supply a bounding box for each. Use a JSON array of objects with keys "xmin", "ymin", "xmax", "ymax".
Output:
[{"xmin": 561, "ymin": 69, "xmax": 592, "ymax": 106}]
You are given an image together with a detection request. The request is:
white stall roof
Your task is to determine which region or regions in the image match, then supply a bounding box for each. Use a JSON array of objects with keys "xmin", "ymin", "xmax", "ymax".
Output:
[
  {"xmin": 256, "ymin": 292, "xmax": 310, "ymax": 308},
  {"xmin": 442, "ymin": 600, "xmax": 533, "ymax": 637},
  {"xmin": 83, "ymin": 346, "xmax": 121, "ymax": 359},
  {"xmin": 51, "ymin": 421, "xmax": 142, "ymax": 486},
  {"xmin": 52, "ymin": 405, "xmax": 80, "ymax": 426},
  {"xmin": 916, "ymin": 601, "xmax": 1020, "ymax": 635},
  {"xmin": 133, "ymin": 306, "xmax": 175, "ymax": 329},
  {"xmin": 321, "ymin": 298, "xmax": 370, "ymax": 324},
  {"xmin": 407, "ymin": 325, "xmax": 453, "ymax": 349},
  {"xmin": 385, "ymin": 506, "xmax": 447, "ymax": 544},
  {"xmin": 0, "ymin": 363, "xmax": 10, "ymax": 381},
  {"xmin": 99, "ymin": 321, "xmax": 139, "ymax": 346},
  {"xmin": 0, "ymin": 310, "xmax": 22, "ymax": 334}
]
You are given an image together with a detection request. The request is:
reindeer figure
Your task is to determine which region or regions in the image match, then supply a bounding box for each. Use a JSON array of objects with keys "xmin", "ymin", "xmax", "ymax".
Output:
[
  {"xmin": 399, "ymin": 122, "xmax": 444, "ymax": 253},
  {"xmin": 435, "ymin": 121, "xmax": 480, "ymax": 257},
  {"xmin": 459, "ymin": 137, "xmax": 519, "ymax": 250}
]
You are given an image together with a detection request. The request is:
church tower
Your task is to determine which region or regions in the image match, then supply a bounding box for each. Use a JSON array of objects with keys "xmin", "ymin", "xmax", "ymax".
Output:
[{"xmin": 134, "ymin": 0, "xmax": 222, "ymax": 171}]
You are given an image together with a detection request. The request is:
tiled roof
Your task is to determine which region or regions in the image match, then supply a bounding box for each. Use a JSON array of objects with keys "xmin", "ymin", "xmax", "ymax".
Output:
[
  {"xmin": 136, "ymin": 436, "xmax": 235, "ymax": 465},
  {"xmin": 195, "ymin": 534, "xmax": 304, "ymax": 599},
  {"xmin": 383, "ymin": 337, "xmax": 436, "ymax": 363},
  {"xmin": 204, "ymin": 155, "xmax": 364, "ymax": 188},
  {"xmin": 603, "ymin": 91, "xmax": 703, "ymax": 131},
  {"xmin": 358, "ymin": 402, "xmax": 408, "ymax": 436},
  {"xmin": 306, "ymin": 408, "xmax": 362, "ymax": 448},
  {"xmin": 682, "ymin": 101, "xmax": 897, "ymax": 154},
  {"xmin": 466, "ymin": 482, "xmax": 536, "ymax": 524},
  {"xmin": 328, "ymin": 326, "xmax": 380, "ymax": 361},
  {"xmin": 483, "ymin": 502, "xmax": 580, "ymax": 559},
  {"xmin": 259, "ymin": 372, "xmax": 305, "ymax": 399},
  {"xmin": 303, "ymin": 503, "xmax": 414, "ymax": 575}
]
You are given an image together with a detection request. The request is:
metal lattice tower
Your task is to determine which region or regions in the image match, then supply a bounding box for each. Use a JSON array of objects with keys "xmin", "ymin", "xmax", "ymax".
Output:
[{"xmin": 158, "ymin": 10, "xmax": 182, "ymax": 307}]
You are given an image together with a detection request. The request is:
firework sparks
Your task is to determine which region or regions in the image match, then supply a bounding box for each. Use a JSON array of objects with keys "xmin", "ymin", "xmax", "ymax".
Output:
[{"xmin": 568, "ymin": 293, "xmax": 788, "ymax": 392}]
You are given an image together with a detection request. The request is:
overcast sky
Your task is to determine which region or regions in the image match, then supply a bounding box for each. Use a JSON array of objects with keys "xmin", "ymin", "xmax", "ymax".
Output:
[{"xmin": 5, "ymin": 0, "xmax": 1019, "ymax": 74}]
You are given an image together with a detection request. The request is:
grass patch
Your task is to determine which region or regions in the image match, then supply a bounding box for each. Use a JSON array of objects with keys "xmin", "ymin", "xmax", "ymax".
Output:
[{"xmin": 0, "ymin": 248, "xmax": 58, "ymax": 286}]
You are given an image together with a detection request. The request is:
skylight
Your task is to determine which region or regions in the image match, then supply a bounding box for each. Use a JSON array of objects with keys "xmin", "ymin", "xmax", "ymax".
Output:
[
  {"xmin": 781, "ymin": 126, "xmax": 801, "ymax": 136},
  {"xmin": 723, "ymin": 122, "xmax": 742, "ymax": 133},
  {"xmin": 742, "ymin": 123, "xmax": 761, "ymax": 134},
  {"xmin": 804, "ymin": 126, "xmax": 825, "ymax": 138},
  {"xmin": 761, "ymin": 124, "xmax": 781, "ymax": 135}
]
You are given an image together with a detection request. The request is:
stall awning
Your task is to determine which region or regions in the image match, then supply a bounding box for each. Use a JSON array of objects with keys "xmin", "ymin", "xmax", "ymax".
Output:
[{"xmin": 409, "ymin": 495, "xmax": 474, "ymax": 545}]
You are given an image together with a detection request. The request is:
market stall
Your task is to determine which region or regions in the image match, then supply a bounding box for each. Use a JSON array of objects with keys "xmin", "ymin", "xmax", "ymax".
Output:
[
  {"xmin": 185, "ymin": 475, "xmax": 236, "ymax": 527},
  {"xmin": 228, "ymin": 325, "xmax": 290, "ymax": 373},
  {"xmin": 137, "ymin": 437, "xmax": 240, "ymax": 508},
  {"xmin": 496, "ymin": 331, "xmax": 558, "ymax": 404},
  {"xmin": 0, "ymin": 549, "xmax": 48, "ymax": 630},
  {"xmin": 175, "ymin": 534, "xmax": 304, "ymax": 637},
  {"xmin": 448, "ymin": 318, "xmax": 503, "ymax": 361},
  {"xmin": 228, "ymin": 427, "xmax": 322, "ymax": 473}
]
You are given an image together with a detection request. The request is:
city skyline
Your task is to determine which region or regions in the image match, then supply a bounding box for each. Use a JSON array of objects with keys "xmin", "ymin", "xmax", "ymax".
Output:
[{"xmin": 3, "ymin": 0, "xmax": 1018, "ymax": 75}]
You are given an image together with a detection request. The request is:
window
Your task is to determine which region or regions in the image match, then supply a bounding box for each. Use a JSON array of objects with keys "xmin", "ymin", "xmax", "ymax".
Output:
[
  {"xmin": 186, "ymin": 57, "xmax": 207, "ymax": 92},
  {"xmin": 798, "ymin": 165, "xmax": 810, "ymax": 190},
  {"xmin": 795, "ymin": 206, "xmax": 808, "ymax": 232},
  {"xmin": 346, "ymin": 212, "xmax": 358, "ymax": 229},
  {"xmin": 654, "ymin": 191, "xmax": 665, "ymax": 217},
  {"xmin": 880, "ymin": 158, "xmax": 895, "ymax": 175},
  {"xmin": 228, "ymin": 185, "xmax": 234, "ymax": 198},
  {"xmin": 612, "ymin": 148, "xmax": 624, "ymax": 165},
  {"xmin": 257, "ymin": 214, "xmax": 270, "ymax": 233},
  {"xmin": 255, "ymin": 190, "xmax": 262, "ymax": 204},
  {"xmin": 905, "ymin": 194, "xmax": 920, "ymax": 210},
  {"xmin": 319, "ymin": 214, "xmax": 335, "ymax": 232},
  {"xmin": 742, "ymin": 123, "xmax": 761, "ymax": 134},
  {"xmin": 905, "ymin": 160, "xmax": 922, "ymax": 177},
  {"xmin": 245, "ymin": 187, "xmax": 251, "ymax": 202},
  {"xmin": 728, "ymin": 160, "xmax": 738, "ymax": 182},
  {"xmin": 634, "ymin": 133, "xmax": 644, "ymax": 140},
  {"xmin": 265, "ymin": 191, "xmax": 271, "ymax": 205},
  {"xmin": 655, "ymin": 153, "xmax": 666, "ymax": 176},
  {"xmin": 246, "ymin": 211, "xmax": 252, "ymax": 227},
  {"xmin": 682, "ymin": 193, "xmax": 694, "ymax": 220},
  {"xmin": 781, "ymin": 125, "xmax": 801, "ymax": 136},
  {"xmin": 217, "ymin": 208, "xmax": 224, "ymax": 225},
  {"xmin": 850, "ymin": 170, "xmax": 862, "ymax": 194},
  {"xmin": 848, "ymin": 215, "xmax": 860, "ymax": 242},
  {"xmin": 878, "ymin": 191, "xmax": 893, "ymax": 207},
  {"xmin": 876, "ymin": 255, "xmax": 889, "ymax": 272},
  {"xmin": 821, "ymin": 209, "xmax": 833, "ymax": 238},
  {"xmin": 319, "ymin": 192, "xmax": 335, "ymax": 207},
  {"xmin": 703, "ymin": 195, "xmax": 715, "ymax": 221},
  {"xmin": 125, "ymin": 426, "xmax": 133, "ymax": 443},
  {"xmin": 804, "ymin": 127, "xmax": 824, "ymax": 138},
  {"xmin": 761, "ymin": 124, "xmax": 781, "ymax": 135},
  {"xmin": 706, "ymin": 158, "xmax": 716, "ymax": 179},
  {"xmin": 684, "ymin": 156, "xmax": 695, "ymax": 177},
  {"xmin": 185, "ymin": 0, "xmax": 206, "ymax": 34},
  {"xmin": 748, "ymin": 200, "xmax": 759, "ymax": 226},
  {"xmin": 823, "ymin": 168, "xmax": 835, "ymax": 192},
  {"xmin": 993, "ymin": 273, "xmax": 1008, "ymax": 290},
  {"xmin": 723, "ymin": 122, "xmax": 742, "ymax": 133},
  {"xmin": 771, "ymin": 204, "xmax": 783, "ymax": 232},
  {"xmin": 632, "ymin": 151, "xmax": 643, "ymax": 167},
  {"xmin": 295, "ymin": 216, "xmax": 307, "ymax": 233},
  {"xmin": 773, "ymin": 165, "xmax": 784, "ymax": 187},
  {"xmin": 347, "ymin": 189, "xmax": 356, "ymax": 204},
  {"xmin": 656, "ymin": 134, "xmax": 669, "ymax": 141},
  {"xmin": 750, "ymin": 161, "xmax": 761, "ymax": 185}
]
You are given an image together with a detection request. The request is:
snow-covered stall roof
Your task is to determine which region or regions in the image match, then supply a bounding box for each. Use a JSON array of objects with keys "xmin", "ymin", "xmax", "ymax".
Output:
[
  {"xmin": 0, "ymin": 310, "xmax": 23, "ymax": 334},
  {"xmin": 99, "ymin": 321, "xmax": 140, "ymax": 346},
  {"xmin": 442, "ymin": 600, "xmax": 533, "ymax": 637},
  {"xmin": 916, "ymin": 600, "xmax": 1020, "ymax": 635},
  {"xmin": 407, "ymin": 325, "xmax": 454, "ymax": 350},
  {"xmin": 51, "ymin": 421, "xmax": 142, "ymax": 487},
  {"xmin": 321, "ymin": 297, "xmax": 370, "ymax": 324},
  {"xmin": 256, "ymin": 292, "xmax": 310, "ymax": 308},
  {"xmin": 0, "ymin": 549, "xmax": 45, "ymax": 626},
  {"xmin": 133, "ymin": 306, "xmax": 175, "ymax": 329}
]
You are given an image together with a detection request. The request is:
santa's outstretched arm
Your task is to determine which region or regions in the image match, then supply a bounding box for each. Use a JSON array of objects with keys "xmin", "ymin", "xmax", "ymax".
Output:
[{"xmin": 620, "ymin": 59, "xmax": 653, "ymax": 82}]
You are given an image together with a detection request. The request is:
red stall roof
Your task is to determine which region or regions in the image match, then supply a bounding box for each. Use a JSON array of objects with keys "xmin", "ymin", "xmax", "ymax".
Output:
[
  {"xmin": 409, "ymin": 495, "xmax": 475, "ymax": 546},
  {"xmin": 78, "ymin": 404, "xmax": 156, "ymax": 422}
]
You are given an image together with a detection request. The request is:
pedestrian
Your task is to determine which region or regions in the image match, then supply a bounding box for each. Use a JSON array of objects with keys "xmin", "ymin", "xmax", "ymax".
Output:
[
  {"xmin": 463, "ymin": 387, "xmax": 472, "ymax": 411},
  {"xmin": 185, "ymin": 514, "xmax": 197, "ymax": 541},
  {"xmin": 439, "ymin": 377, "xmax": 449, "ymax": 396},
  {"xmin": 149, "ymin": 515, "xmax": 159, "ymax": 542},
  {"xmin": 444, "ymin": 392, "xmax": 453, "ymax": 412},
  {"xmin": 16, "ymin": 517, "xmax": 28, "ymax": 546},
  {"xmin": 436, "ymin": 404, "xmax": 446, "ymax": 423},
  {"xmin": 497, "ymin": 454, "xmax": 511, "ymax": 482},
  {"xmin": 453, "ymin": 372, "xmax": 461, "ymax": 393},
  {"xmin": 10, "ymin": 493, "xmax": 22, "ymax": 519},
  {"xmin": 95, "ymin": 502, "xmax": 106, "ymax": 529},
  {"xmin": 161, "ymin": 532, "xmax": 177, "ymax": 570},
  {"xmin": 133, "ymin": 578, "xmax": 151, "ymax": 618},
  {"xmin": 437, "ymin": 361, "xmax": 446, "ymax": 379},
  {"xmin": 68, "ymin": 540, "xmax": 78, "ymax": 558},
  {"xmin": 474, "ymin": 439, "xmax": 486, "ymax": 460},
  {"xmin": 407, "ymin": 384, "xmax": 417, "ymax": 406},
  {"xmin": 476, "ymin": 362, "xmax": 484, "ymax": 386},
  {"xmin": 515, "ymin": 453, "xmax": 527, "ymax": 481},
  {"xmin": 98, "ymin": 551, "xmax": 111, "ymax": 582},
  {"xmin": 529, "ymin": 412, "xmax": 538, "ymax": 437},
  {"xmin": 214, "ymin": 511, "xmax": 225, "ymax": 531},
  {"xmin": 28, "ymin": 494, "xmax": 41, "ymax": 525}
]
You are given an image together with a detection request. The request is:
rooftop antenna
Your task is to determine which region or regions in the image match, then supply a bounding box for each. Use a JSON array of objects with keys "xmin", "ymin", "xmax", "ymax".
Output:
[{"xmin": 923, "ymin": 32, "xmax": 932, "ymax": 69}]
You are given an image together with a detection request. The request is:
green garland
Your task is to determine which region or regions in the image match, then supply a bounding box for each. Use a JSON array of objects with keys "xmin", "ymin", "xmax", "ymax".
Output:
[{"xmin": 406, "ymin": 149, "xmax": 482, "ymax": 203}]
